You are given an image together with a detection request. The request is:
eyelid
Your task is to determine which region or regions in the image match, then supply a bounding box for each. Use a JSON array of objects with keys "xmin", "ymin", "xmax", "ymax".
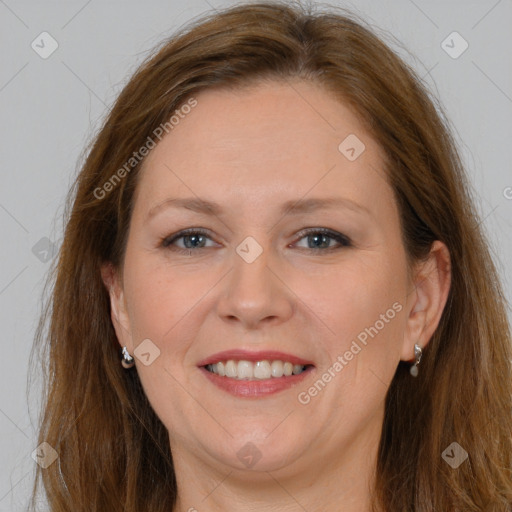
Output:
[
  {"xmin": 160, "ymin": 226, "xmax": 352, "ymax": 253},
  {"xmin": 160, "ymin": 227, "xmax": 214, "ymax": 248},
  {"xmin": 292, "ymin": 227, "xmax": 352, "ymax": 249}
]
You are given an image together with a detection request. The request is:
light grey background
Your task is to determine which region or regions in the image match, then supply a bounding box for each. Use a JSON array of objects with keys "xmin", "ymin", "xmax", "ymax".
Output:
[{"xmin": 0, "ymin": 0, "xmax": 511, "ymax": 510}]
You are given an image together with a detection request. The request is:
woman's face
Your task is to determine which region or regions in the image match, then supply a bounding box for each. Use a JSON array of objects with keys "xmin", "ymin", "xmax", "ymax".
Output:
[{"xmin": 106, "ymin": 80, "xmax": 424, "ymax": 476}]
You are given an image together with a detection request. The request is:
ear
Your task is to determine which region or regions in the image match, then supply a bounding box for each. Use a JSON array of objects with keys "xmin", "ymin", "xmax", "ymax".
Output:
[
  {"xmin": 401, "ymin": 240, "xmax": 451, "ymax": 362},
  {"xmin": 100, "ymin": 262, "xmax": 133, "ymax": 353}
]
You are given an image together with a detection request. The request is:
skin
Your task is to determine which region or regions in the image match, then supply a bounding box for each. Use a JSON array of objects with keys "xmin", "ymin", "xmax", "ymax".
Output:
[{"xmin": 102, "ymin": 79, "xmax": 451, "ymax": 512}]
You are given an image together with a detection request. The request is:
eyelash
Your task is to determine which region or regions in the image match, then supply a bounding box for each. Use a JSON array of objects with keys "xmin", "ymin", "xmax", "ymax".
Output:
[{"xmin": 160, "ymin": 227, "xmax": 352, "ymax": 255}]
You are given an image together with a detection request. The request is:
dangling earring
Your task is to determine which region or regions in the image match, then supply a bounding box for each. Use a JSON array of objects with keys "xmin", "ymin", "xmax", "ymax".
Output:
[
  {"xmin": 121, "ymin": 346, "xmax": 135, "ymax": 369},
  {"xmin": 409, "ymin": 343, "xmax": 422, "ymax": 377}
]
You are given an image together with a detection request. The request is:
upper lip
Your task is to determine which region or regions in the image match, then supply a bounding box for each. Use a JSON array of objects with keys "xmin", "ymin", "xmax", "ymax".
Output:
[{"xmin": 197, "ymin": 349, "xmax": 315, "ymax": 367}]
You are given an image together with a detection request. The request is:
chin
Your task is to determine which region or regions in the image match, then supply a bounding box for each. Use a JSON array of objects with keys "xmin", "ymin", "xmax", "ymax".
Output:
[{"xmin": 201, "ymin": 429, "xmax": 307, "ymax": 473}]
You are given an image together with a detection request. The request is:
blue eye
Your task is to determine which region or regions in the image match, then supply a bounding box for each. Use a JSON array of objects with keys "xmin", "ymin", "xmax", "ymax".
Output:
[
  {"xmin": 160, "ymin": 227, "xmax": 351, "ymax": 255},
  {"xmin": 161, "ymin": 228, "xmax": 213, "ymax": 253},
  {"xmin": 294, "ymin": 228, "xmax": 352, "ymax": 251}
]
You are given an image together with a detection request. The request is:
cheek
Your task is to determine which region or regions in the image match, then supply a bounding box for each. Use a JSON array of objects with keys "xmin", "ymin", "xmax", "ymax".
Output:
[
  {"xmin": 122, "ymin": 257, "xmax": 200, "ymax": 429},
  {"xmin": 305, "ymin": 257, "xmax": 406, "ymax": 411},
  {"xmin": 299, "ymin": 254, "xmax": 406, "ymax": 350},
  {"xmin": 123, "ymin": 255, "xmax": 207, "ymax": 342}
]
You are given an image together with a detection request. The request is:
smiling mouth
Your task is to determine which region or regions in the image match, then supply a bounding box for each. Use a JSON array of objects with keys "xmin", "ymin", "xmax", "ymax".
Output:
[{"xmin": 203, "ymin": 360, "xmax": 314, "ymax": 380}]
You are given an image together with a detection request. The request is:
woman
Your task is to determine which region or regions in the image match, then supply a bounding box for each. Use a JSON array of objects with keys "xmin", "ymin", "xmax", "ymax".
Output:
[{"xmin": 30, "ymin": 1, "xmax": 512, "ymax": 511}]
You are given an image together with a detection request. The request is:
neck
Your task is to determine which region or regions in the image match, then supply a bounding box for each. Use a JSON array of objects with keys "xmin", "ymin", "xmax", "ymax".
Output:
[{"xmin": 170, "ymin": 412, "xmax": 381, "ymax": 512}]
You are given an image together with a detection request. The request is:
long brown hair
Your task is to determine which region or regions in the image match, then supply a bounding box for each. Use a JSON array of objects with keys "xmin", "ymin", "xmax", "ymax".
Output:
[{"xmin": 29, "ymin": 1, "xmax": 512, "ymax": 510}]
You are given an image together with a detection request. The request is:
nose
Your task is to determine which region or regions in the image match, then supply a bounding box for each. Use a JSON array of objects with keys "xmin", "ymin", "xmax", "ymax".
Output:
[{"xmin": 215, "ymin": 238, "xmax": 295, "ymax": 330}]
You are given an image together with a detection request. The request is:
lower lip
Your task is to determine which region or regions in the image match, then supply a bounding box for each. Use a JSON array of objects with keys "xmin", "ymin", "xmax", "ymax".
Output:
[{"xmin": 199, "ymin": 366, "xmax": 314, "ymax": 398}]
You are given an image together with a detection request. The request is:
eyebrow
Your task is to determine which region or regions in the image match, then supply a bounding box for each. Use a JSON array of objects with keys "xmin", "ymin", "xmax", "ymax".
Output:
[{"xmin": 146, "ymin": 196, "xmax": 372, "ymax": 221}]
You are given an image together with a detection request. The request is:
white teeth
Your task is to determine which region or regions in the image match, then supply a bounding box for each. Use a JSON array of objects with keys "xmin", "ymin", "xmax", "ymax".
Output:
[
  {"xmin": 205, "ymin": 359, "xmax": 307, "ymax": 380},
  {"xmin": 271, "ymin": 360, "xmax": 284, "ymax": 377},
  {"xmin": 237, "ymin": 360, "xmax": 253, "ymax": 379},
  {"xmin": 292, "ymin": 364, "xmax": 303, "ymax": 375},
  {"xmin": 254, "ymin": 360, "xmax": 271, "ymax": 379},
  {"xmin": 225, "ymin": 360, "xmax": 237, "ymax": 378}
]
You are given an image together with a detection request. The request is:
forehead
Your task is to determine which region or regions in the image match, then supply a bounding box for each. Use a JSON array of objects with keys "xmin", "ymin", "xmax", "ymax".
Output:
[{"xmin": 134, "ymin": 80, "xmax": 392, "ymax": 218}]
